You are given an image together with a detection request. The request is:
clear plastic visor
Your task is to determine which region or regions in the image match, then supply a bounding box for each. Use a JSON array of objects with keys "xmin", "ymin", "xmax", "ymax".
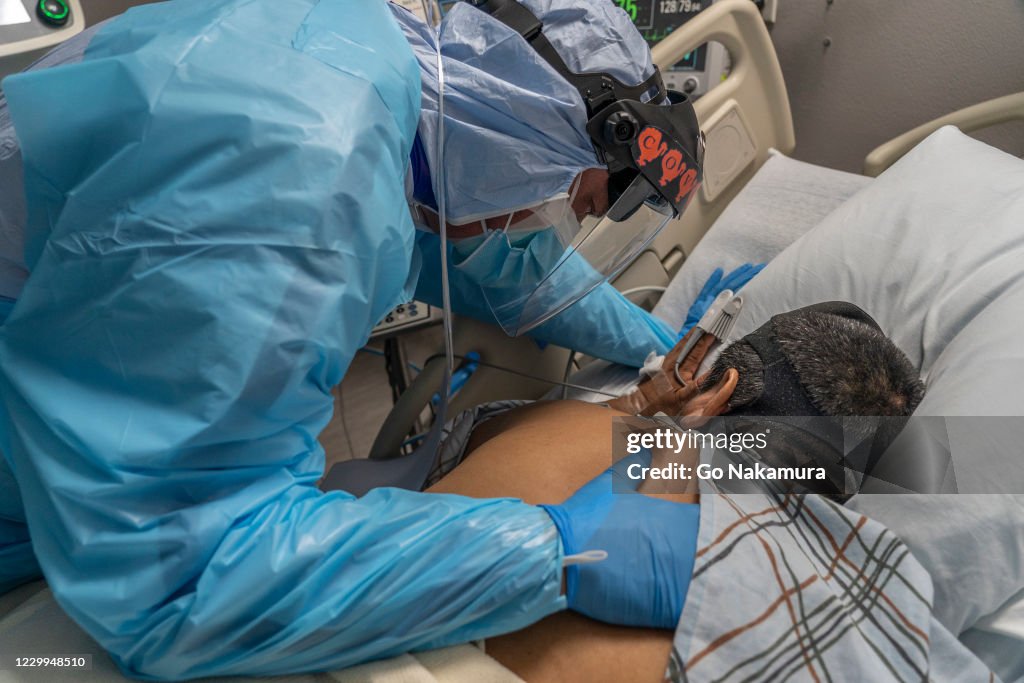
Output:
[{"xmin": 472, "ymin": 179, "xmax": 678, "ymax": 336}]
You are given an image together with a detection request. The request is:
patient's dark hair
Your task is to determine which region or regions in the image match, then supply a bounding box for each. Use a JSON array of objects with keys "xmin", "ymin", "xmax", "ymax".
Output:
[{"xmin": 700, "ymin": 310, "xmax": 925, "ymax": 416}]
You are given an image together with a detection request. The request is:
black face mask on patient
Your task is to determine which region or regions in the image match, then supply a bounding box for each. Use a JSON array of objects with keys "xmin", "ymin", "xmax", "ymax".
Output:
[
  {"xmin": 727, "ymin": 301, "xmax": 884, "ymax": 419},
  {"xmin": 720, "ymin": 301, "xmax": 890, "ymax": 500}
]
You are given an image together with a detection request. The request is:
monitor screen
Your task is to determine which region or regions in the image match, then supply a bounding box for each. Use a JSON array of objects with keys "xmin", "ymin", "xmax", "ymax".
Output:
[
  {"xmin": 617, "ymin": 0, "xmax": 708, "ymax": 70},
  {"xmin": 0, "ymin": 0, "xmax": 30, "ymax": 27}
]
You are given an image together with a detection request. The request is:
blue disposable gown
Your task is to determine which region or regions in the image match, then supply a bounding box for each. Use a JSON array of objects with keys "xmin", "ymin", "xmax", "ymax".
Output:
[{"xmin": 0, "ymin": 0, "xmax": 563, "ymax": 678}]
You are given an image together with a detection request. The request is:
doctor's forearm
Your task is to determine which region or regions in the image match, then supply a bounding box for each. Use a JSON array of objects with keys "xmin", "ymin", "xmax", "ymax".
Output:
[{"xmin": 21, "ymin": 482, "xmax": 564, "ymax": 679}]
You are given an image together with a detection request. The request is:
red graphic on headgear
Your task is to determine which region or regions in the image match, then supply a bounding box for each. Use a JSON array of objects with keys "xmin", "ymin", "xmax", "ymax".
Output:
[
  {"xmin": 659, "ymin": 150, "xmax": 685, "ymax": 187},
  {"xmin": 637, "ymin": 128, "xmax": 667, "ymax": 166},
  {"xmin": 675, "ymin": 168, "xmax": 698, "ymax": 205}
]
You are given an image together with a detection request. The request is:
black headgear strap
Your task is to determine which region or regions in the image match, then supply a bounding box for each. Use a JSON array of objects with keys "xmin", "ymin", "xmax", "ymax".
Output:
[
  {"xmin": 722, "ymin": 302, "xmax": 887, "ymax": 498},
  {"xmin": 727, "ymin": 301, "xmax": 883, "ymax": 420},
  {"xmin": 466, "ymin": 0, "xmax": 667, "ymax": 117}
]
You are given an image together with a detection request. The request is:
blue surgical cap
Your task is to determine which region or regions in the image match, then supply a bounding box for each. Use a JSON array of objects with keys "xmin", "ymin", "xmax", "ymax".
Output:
[
  {"xmin": 388, "ymin": 0, "xmax": 656, "ymax": 222},
  {"xmin": 517, "ymin": 0, "xmax": 657, "ymax": 85}
]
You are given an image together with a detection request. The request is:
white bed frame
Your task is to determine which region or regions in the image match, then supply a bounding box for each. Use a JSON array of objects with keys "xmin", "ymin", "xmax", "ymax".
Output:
[
  {"xmin": 649, "ymin": 0, "xmax": 795, "ymax": 260},
  {"xmin": 864, "ymin": 91, "xmax": 1024, "ymax": 176}
]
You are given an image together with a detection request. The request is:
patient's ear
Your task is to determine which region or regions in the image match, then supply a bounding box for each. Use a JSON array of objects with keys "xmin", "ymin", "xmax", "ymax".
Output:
[{"xmin": 682, "ymin": 369, "xmax": 738, "ymax": 417}]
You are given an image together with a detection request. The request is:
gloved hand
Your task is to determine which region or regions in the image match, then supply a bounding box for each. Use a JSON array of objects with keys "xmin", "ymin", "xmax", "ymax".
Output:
[
  {"xmin": 541, "ymin": 454, "xmax": 700, "ymax": 629},
  {"xmin": 680, "ymin": 263, "xmax": 766, "ymax": 338}
]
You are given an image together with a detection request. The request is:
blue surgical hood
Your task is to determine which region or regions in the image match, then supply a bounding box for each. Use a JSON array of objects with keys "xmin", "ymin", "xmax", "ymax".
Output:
[{"xmin": 389, "ymin": 0, "xmax": 658, "ymax": 222}]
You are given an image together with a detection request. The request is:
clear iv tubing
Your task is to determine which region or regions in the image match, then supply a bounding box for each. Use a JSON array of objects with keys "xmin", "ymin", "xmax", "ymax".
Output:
[
  {"xmin": 422, "ymin": 352, "xmax": 622, "ymax": 399},
  {"xmin": 435, "ymin": 23, "xmax": 455, "ymax": 385},
  {"xmin": 355, "ymin": 347, "xmax": 621, "ymax": 398}
]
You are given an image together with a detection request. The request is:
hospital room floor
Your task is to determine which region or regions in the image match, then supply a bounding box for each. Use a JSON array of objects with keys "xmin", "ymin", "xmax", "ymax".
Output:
[{"xmin": 321, "ymin": 325, "xmax": 444, "ymax": 470}]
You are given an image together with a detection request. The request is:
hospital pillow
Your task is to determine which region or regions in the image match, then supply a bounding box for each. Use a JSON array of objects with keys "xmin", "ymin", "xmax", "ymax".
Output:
[
  {"xmin": 654, "ymin": 150, "xmax": 871, "ymax": 325},
  {"xmin": 716, "ymin": 126, "xmax": 1024, "ymax": 411},
  {"xmin": 709, "ymin": 126, "xmax": 1024, "ymax": 675}
]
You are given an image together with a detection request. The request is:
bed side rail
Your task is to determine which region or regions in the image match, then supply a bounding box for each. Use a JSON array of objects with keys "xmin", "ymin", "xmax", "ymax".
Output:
[
  {"xmin": 864, "ymin": 92, "xmax": 1024, "ymax": 177},
  {"xmin": 647, "ymin": 0, "xmax": 795, "ymax": 259}
]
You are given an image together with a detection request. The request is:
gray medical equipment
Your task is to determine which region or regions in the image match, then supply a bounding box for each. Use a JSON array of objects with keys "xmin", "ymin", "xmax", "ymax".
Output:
[
  {"xmin": 0, "ymin": 0, "xmax": 82, "ymax": 77},
  {"xmin": 622, "ymin": 0, "xmax": 730, "ymax": 98}
]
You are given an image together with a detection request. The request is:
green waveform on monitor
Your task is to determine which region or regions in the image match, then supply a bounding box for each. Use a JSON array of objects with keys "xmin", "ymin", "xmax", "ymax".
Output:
[
  {"xmin": 614, "ymin": 0, "xmax": 639, "ymax": 21},
  {"xmin": 642, "ymin": 28, "xmax": 678, "ymax": 43}
]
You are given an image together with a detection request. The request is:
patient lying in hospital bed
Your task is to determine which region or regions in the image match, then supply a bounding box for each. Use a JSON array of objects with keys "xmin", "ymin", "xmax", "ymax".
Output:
[
  {"xmin": 425, "ymin": 125, "xmax": 1024, "ymax": 683},
  {"xmin": 428, "ymin": 301, "xmax": 927, "ymax": 682}
]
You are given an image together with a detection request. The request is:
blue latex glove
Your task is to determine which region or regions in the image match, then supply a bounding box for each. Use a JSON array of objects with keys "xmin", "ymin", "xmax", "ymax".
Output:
[
  {"xmin": 679, "ymin": 263, "xmax": 766, "ymax": 338},
  {"xmin": 541, "ymin": 453, "xmax": 700, "ymax": 629}
]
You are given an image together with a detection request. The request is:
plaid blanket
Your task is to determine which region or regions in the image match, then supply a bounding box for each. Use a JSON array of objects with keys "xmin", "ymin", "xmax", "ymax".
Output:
[{"xmin": 668, "ymin": 490, "xmax": 997, "ymax": 682}]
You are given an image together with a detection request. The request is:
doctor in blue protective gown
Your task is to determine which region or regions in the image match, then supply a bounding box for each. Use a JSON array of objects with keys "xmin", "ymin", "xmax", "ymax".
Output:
[{"xmin": 0, "ymin": 0, "xmax": 700, "ymax": 679}]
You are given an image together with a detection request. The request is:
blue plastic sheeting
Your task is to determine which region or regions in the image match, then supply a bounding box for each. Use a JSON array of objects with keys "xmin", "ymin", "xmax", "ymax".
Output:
[
  {"xmin": 0, "ymin": 458, "xmax": 38, "ymax": 595},
  {"xmin": 0, "ymin": 0, "xmax": 563, "ymax": 678}
]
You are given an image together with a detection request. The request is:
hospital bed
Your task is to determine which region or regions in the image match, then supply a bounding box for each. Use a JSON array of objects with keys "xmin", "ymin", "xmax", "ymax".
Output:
[{"xmin": 3, "ymin": 0, "xmax": 1024, "ymax": 680}]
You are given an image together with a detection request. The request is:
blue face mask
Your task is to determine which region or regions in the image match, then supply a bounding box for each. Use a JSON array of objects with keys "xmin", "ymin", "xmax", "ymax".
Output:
[
  {"xmin": 449, "ymin": 221, "xmax": 554, "ymax": 257},
  {"xmin": 448, "ymin": 226, "xmax": 606, "ymax": 336}
]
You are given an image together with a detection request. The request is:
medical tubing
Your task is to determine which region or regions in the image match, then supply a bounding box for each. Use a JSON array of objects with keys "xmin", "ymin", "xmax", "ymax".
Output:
[
  {"xmin": 389, "ymin": 14, "xmax": 454, "ymax": 479},
  {"xmin": 435, "ymin": 30, "xmax": 455, "ymax": 383},
  {"xmin": 559, "ymin": 281, "xmax": 668, "ymax": 399},
  {"xmin": 422, "ymin": 352, "xmax": 622, "ymax": 399}
]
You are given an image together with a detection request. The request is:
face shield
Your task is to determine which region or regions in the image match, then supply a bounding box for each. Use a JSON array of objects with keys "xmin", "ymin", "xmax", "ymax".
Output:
[
  {"xmin": 415, "ymin": 167, "xmax": 681, "ymax": 336},
  {"xmin": 447, "ymin": 0, "xmax": 705, "ymax": 335}
]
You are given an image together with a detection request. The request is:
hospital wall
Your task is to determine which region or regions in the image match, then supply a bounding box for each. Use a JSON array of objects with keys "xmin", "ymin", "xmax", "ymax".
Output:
[
  {"xmin": 63, "ymin": 0, "xmax": 1024, "ymax": 174},
  {"xmin": 81, "ymin": 0, "xmax": 160, "ymax": 25},
  {"xmin": 767, "ymin": 0, "xmax": 1024, "ymax": 171}
]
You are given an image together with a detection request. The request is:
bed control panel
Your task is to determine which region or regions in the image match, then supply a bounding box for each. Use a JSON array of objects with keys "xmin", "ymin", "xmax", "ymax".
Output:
[
  {"xmin": 0, "ymin": 0, "xmax": 82, "ymax": 75},
  {"xmin": 370, "ymin": 300, "xmax": 442, "ymax": 339}
]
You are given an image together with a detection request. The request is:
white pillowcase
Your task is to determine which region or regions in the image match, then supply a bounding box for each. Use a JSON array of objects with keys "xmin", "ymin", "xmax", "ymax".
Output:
[{"xmin": 654, "ymin": 150, "xmax": 870, "ymax": 328}]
